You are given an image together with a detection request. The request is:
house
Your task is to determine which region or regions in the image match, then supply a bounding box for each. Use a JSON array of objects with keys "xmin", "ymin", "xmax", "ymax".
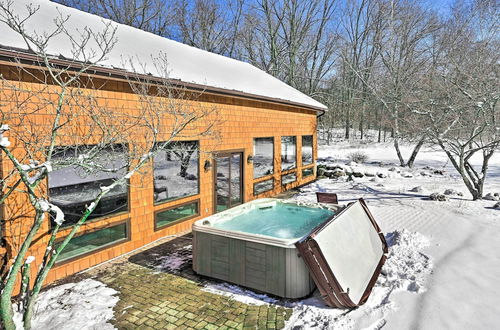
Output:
[{"xmin": 0, "ymin": 0, "xmax": 327, "ymax": 286}]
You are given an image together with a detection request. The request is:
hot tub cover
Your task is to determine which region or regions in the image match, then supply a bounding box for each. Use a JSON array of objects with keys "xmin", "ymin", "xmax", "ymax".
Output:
[{"xmin": 295, "ymin": 199, "xmax": 388, "ymax": 308}]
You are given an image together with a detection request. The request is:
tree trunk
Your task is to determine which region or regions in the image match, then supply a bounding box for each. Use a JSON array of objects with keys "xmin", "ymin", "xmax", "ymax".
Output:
[
  {"xmin": 345, "ymin": 107, "xmax": 351, "ymax": 139},
  {"xmin": 405, "ymin": 138, "xmax": 425, "ymax": 168},
  {"xmin": 393, "ymin": 138, "xmax": 406, "ymax": 167}
]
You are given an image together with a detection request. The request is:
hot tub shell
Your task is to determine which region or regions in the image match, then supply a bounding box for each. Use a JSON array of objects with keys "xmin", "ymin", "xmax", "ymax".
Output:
[
  {"xmin": 192, "ymin": 198, "xmax": 387, "ymax": 304},
  {"xmin": 192, "ymin": 199, "xmax": 339, "ymax": 299}
]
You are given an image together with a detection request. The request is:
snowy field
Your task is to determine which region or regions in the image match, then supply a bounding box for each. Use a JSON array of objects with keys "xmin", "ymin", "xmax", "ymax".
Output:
[
  {"xmin": 18, "ymin": 142, "xmax": 500, "ymax": 329},
  {"xmin": 202, "ymin": 141, "xmax": 500, "ymax": 329}
]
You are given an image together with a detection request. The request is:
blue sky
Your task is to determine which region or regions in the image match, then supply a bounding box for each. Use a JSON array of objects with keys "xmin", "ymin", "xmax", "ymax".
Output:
[{"xmin": 420, "ymin": 0, "xmax": 456, "ymax": 15}]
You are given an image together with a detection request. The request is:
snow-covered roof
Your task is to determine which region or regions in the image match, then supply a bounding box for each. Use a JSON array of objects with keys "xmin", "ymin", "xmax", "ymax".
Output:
[{"xmin": 0, "ymin": 0, "xmax": 327, "ymax": 111}]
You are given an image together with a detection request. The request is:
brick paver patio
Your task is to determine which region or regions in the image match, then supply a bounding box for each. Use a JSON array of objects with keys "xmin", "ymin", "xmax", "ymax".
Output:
[{"xmin": 61, "ymin": 232, "xmax": 293, "ymax": 329}]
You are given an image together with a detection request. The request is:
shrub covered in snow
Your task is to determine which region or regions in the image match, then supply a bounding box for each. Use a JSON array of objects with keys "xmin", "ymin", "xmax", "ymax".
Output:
[
  {"xmin": 484, "ymin": 193, "xmax": 500, "ymax": 201},
  {"xmin": 347, "ymin": 151, "xmax": 369, "ymax": 164},
  {"xmin": 429, "ymin": 193, "xmax": 448, "ymax": 201}
]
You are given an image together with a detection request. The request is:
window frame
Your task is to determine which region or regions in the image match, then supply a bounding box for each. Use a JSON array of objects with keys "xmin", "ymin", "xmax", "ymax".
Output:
[
  {"xmin": 47, "ymin": 144, "xmax": 131, "ymax": 229},
  {"xmin": 54, "ymin": 218, "xmax": 130, "ymax": 266},
  {"xmin": 281, "ymin": 136, "xmax": 297, "ymax": 171},
  {"xmin": 154, "ymin": 198, "xmax": 200, "ymax": 231},
  {"xmin": 153, "ymin": 141, "xmax": 201, "ymax": 206},
  {"xmin": 253, "ymin": 137, "xmax": 275, "ymax": 180}
]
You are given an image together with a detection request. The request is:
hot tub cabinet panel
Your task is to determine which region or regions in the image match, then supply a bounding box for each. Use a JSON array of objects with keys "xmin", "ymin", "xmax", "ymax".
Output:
[{"xmin": 193, "ymin": 231, "xmax": 315, "ymax": 298}]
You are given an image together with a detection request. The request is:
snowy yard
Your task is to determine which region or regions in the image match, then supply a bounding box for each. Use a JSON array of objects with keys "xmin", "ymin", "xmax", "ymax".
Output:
[
  {"xmin": 21, "ymin": 142, "xmax": 500, "ymax": 330},
  {"xmin": 204, "ymin": 142, "xmax": 500, "ymax": 329}
]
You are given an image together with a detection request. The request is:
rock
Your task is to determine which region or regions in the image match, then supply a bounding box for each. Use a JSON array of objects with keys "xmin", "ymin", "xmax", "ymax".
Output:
[
  {"xmin": 484, "ymin": 193, "xmax": 500, "ymax": 201},
  {"xmin": 332, "ymin": 170, "xmax": 346, "ymax": 177},
  {"xmin": 352, "ymin": 171, "xmax": 364, "ymax": 178},
  {"xmin": 420, "ymin": 171, "xmax": 432, "ymax": 177},
  {"xmin": 326, "ymin": 164, "xmax": 342, "ymax": 171},
  {"xmin": 323, "ymin": 170, "xmax": 334, "ymax": 178},
  {"xmin": 433, "ymin": 169, "xmax": 445, "ymax": 175},
  {"xmin": 443, "ymin": 189, "xmax": 463, "ymax": 196},
  {"xmin": 493, "ymin": 202, "xmax": 500, "ymax": 209},
  {"xmin": 430, "ymin": 193, "xmax": 448, "ymax": 201},
  {"xmin": 317, "ymin": 168, "xmax": 326, "ymax": 177},
  {"xmin": 410, "ymin": 186, "xmax": 424, "ymax": 193},
  {"xmin": 364, "ymin": 171, "xmax": 376, "ymax": 177},
  {"xmin": 401, "ymin": 172, "xmax": 414, "ymax": 178},
  {"xmin": 377, "ymin": 172, "xmax": 388, "ymax": 178}
]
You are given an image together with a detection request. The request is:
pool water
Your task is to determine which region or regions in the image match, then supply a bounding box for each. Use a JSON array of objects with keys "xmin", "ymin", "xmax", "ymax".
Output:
[{"xmin": 212, "ymin": 202, "xmax": 335, "ymax": 239}]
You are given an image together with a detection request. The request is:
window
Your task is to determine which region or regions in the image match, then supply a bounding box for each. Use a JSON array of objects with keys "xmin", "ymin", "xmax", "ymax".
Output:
[
  {"xmin": 281, "ymin": 136, "xmax": 296, "ymax": 171},
  {"xmin": 253, "ymin": 179, "xmax": 274, "ymax": 195},
  {"xmin": 56, "ymin": 222, "xmax": 128, "ymax": 262},
  {"xmin": 48, "ymin": 145, "xmax": 129, "ymax": 227},
  {"xmin": 302, "ymin": 135, "xmax": 313, "ymax": 166},
  {"xmin": 253, "ymin": 137, "xmax": 274, "ymax": 179},
  {"xmin": 281, "ymin": 173, "xmax": 297, "ymax": 185},
  {"xmin": 302, "ymin": 167, "xmax": 314, "ymax": 178},
  {"xmin": 155, "ymin": 201, "xmax": 199, "ymax": 229},
  {"xmin": 153, "ymin": 141, "xmax": 199, "ymax": 203}
]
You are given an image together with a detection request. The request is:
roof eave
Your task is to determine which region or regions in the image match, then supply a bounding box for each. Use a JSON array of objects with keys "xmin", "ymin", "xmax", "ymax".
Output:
[{"xmin": 0, "ymin": 46, "xmax": 328, "ymax": 114}]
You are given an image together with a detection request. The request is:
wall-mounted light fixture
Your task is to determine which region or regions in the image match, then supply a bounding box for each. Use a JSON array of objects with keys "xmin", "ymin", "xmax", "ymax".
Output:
[
  {"xmin": 204, "ymin": 160, "xmax": 212, "ymax": 172},
  {"xmin": 247, "ymin": 155, "xmax": 254, "ymax": 164}
]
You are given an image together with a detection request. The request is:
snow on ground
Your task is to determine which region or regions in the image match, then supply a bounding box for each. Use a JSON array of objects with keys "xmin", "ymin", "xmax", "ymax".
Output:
[
  {"xmin": 286, "ymin": 230, "xmax": 433, "ymax": 330},
  {"xmin": 202, "ymin": 283, "xmax": 280, "ymax": 306},
  {"xmin": 14, "ymin": 279, "xmax": 118, "ymax": 330},
  {"xmin": 204, "ymin": 141, "xmax": 500, "ymax": 329}
]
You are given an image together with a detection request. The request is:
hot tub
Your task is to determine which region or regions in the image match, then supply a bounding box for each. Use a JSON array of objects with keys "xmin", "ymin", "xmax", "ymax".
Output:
[{"xmin": 192, "ymin": 198, "xmax": 341, "ymax": 298}]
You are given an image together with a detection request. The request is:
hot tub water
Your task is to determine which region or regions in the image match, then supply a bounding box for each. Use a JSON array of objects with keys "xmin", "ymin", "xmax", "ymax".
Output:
[{"xmin": 212, "ymin": 202, "xmax": 335, "ymax": 239}]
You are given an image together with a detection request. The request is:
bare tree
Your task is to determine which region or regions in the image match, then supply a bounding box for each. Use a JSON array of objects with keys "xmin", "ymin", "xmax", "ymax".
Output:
[
  {"xmin": 54, "ymin": 0, "xmax": 176, "ymax": 36},
  {"xmin": 241, "ymin": 0, "xmax": 338, "ymax": 97},
  {"xmin": 413, "ymin": 0, "xmax": 499, "ymax": 199},
  {"xmin": 174, "ymin": 0, "xmax": 245, "ymax": 57},
  {"xmin": 0, "ymin": 2, "xmax": 217, "ymax": 329}
]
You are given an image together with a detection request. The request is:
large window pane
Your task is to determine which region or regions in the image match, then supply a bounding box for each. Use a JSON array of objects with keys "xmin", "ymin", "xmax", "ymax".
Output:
[
  {"xmin": 156, "ymin": 201, "xmax": 199, "ymax": 229},
  {"xmin": 48, "ymin": 145, "xmax": 129, "ymax": 227},
  {"xmin": 281, "ymin": 136, "xmax": 296, "ymax": 171},
  {"xmin": 56, "ymin": 222, "xmax": 127, "ymax": 262},
  {"xmin": 253, "ymin": 137, "xmax": 274, "ymax": 179},
  {"xmin": 302, "ymin": 135, "xmax": 313, "ymax": 165},
  {"xmin": 154, "ymin": 141, "xmax": 199, "ymax": 203},
  {"xmin": 253, "ymin": 179, "xmax": 274, "ymax": 195}
]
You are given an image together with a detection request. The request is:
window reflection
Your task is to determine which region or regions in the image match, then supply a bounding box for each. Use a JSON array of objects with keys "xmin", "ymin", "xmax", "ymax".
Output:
[
  {"xmin": 281, "ymin": 136, "xmax": 296, "ymax": 171},
  {"xmin": 254, "ymin": 179, "xmax": 274, "ymax": 195},
  {"xmin": 153, "ymin": 141, "xmax": 199, "ymax": 203},
  {"xmin": 48, "ymin": 145, "xmax": 129, "ymax": 227},
  {"xmin": 253, "ymin": 137, "xmax": 274, "ymax": 179},
  {"xmin": 302, "ymin": 135, "xmax": 313, "ymax": 165}
]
